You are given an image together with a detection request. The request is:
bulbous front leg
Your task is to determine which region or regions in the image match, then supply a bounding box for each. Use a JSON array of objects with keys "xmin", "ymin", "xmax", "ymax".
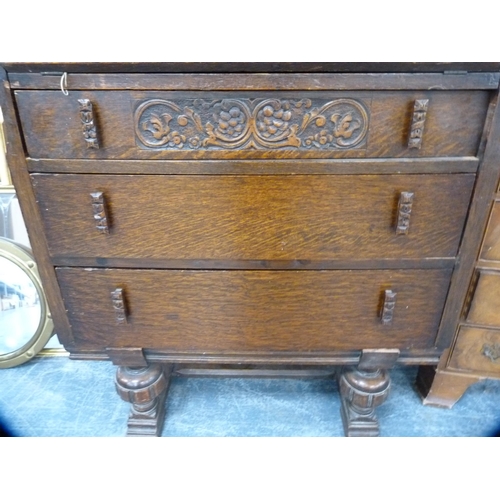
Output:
[
  {"xmin": 338, "ymin": 366, "xmax": 391, "ymax": 437},
  {"xmin": 115, "ymin": 363, "xmax": 171, "ymax": 437},
  {"xmin": 338, "ymin": 349, "xmax": 399, "ymax": 437}
]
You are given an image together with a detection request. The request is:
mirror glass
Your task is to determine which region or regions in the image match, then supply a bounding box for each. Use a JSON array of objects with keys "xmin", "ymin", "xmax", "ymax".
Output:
[{"xmin": 0, "ymin": 255, "xmax": 41, "ymax": 354}]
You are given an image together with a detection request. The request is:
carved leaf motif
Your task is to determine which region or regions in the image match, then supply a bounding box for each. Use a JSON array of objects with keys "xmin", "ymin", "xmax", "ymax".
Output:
[
  {"xmin": 143, "ymin": 113, "xmax": 172, "ymax": 140},
  {"xmin": 331, "ymin": 113, "xmax": 361, "ymax": 139},
  {"xmin": 315, "ymin": 116, "xmax": 326, "ymax": 127},
  {"xmin": 135, "ymin": 97, "xmax": 368, "ymax": 151}
]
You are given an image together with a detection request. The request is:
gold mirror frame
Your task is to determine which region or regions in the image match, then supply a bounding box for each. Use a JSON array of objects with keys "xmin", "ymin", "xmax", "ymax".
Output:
[{"xmin": 0, "ymin": 237, "xmax": 54, "ymax": 368}]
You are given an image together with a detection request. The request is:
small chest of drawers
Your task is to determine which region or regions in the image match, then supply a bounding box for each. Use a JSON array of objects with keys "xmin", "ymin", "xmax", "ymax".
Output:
[{"xmin": 2, "ymin": 63, "xmax": 500, "ymax": 436}]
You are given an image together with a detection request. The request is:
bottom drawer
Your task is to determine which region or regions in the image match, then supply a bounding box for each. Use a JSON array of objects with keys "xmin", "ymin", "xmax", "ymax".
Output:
[
  {"xmin": 56, "ymin": 268, "xmax": 452, "ymax": 353},
  {"xmin": 448, "ymin": 326, "xmax": 500, "ymax": 377}
]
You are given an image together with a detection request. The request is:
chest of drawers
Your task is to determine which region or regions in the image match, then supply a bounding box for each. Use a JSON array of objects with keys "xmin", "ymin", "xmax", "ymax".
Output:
[{"xmin": 2, "ymin": 63, "xmax": 500, "ymax": 436}]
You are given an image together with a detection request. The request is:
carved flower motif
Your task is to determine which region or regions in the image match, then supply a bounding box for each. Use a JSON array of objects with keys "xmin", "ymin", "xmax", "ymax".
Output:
[
  {"xmin": 188, "ymin": 136, "xmax": 201, "ymax": 148},
  {"xmin": 216, "ymin": 105, "xmax": 246, "ymax": 137},
  {"xmin": 303, "ymin": 129, "xmax": 334, "ymax": 148},
  {"xmin": 256, "ymin": 102, "xmax": 292, "ymax": 138},
  {"xmin": 171, "ymin": 131, "xmax": 183, "ymax": 145}
]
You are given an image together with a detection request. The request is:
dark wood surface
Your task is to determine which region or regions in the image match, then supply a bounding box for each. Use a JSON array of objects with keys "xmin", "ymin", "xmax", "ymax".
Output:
[
  {"xmin": 4, "ymin": 62, "xmax": 500, "ymax": 74},
  {"xmin": 31, "ymin": 173, "xmax": 475, "ymax": 263},
  {"xmin": 15, "ymin": 90, "xmax": 489, "ymax": 159},
  {"xmin": 8, "ymin": 72, "xmax": 500, "ymax": 91},
  {"xmin": 4, "ymin": 63, "xmax": 500, "ymax": 435},
  {"xmin": 0, "ymin": 67, "xmax": 74, "ymax": 348},
  {"xmin": 25, "ymin": 157, "xmax": 480, "ymax": 175},
  {"xmin": 55, "ymin": 267, "xmax": 452, "ymax": 353}
]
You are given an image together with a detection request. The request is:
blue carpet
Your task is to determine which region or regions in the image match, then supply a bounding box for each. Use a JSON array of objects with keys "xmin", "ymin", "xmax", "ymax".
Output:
[{"xmin": 1, "ymin": 356, "xmax": 499, "ymax": 437}]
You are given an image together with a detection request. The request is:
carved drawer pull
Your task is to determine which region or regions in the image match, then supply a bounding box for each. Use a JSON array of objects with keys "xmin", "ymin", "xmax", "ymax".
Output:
[
  {"xmin": 111, "ymin": 288, "xmax": 128, "ymax": 324},
  {"xmin": 78, "ymin": 98, "xmax": 100, "ymax": 149},
  {"xmin": 396, "ymin": 191, "xmax": 414, "ymax": 235},
  {"xmin": 381, "ymin": 290, "xmax": 397, "ymax": 325},
  {"xmin": 408, "ymin": 99, "xmax": 429, "ymax": 149},
  {"xmin": 482, "ymin": 343, "xmax": 500, "ymax": 363},
  {"xmin": 90, "ymin": 191, "xmax": 109, "ymax": 234}
]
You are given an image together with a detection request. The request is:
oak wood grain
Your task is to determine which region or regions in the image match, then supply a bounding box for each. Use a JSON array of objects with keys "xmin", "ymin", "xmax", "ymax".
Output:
[
  {"xmin": 8, "ymin": 72, "xmax": 500, "ymax": 91},
  {"xmin": 4, "ymin": 62, "xmax": 500, "ymax": 74},
  {"xmin": 55, "ymin": 268, "xmax": 453, "ymax": 352},
  {"xmin": 31, "ymin": 173, "xmax": 475, "ymax": 262},
  {"xmin": 0, "ymin": 67, "xmax": 75, "ymax": 347},
  {"xmin": 26, "ymin": 157, "xmax": 480, "ymax": 175},
  {"xmin": 48, "ymin": 257, "xmax": 456, "ymax": 270},
  {"xmin": 68, "ymin": 350, "xmax": 442, "ymax": 365},
  {"xmin": 15, "ymin": 90, "xmax": 489, "ymax": 160}
]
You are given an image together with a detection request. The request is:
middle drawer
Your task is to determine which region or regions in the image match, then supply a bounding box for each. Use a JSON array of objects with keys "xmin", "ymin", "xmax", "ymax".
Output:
[{"xmin": 31, "ymin": 173, "xmax": 475, "ymax": 263}]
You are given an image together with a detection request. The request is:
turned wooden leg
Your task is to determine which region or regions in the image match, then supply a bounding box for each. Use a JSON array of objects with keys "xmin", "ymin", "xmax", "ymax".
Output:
[
  {"xmin": 338, "ymin": 366, "xmax": 391, "ymax": 437},
  {"xmin": 115, "ymin": 363, "xmax": 172, "ymax": 437},
  {"xmin": 338, "ymin": 349, "xmax": 399, "ymax": 437},
  {"xmin": 416, "ymin": 365, "xmax": 482, "ymax": 409}
]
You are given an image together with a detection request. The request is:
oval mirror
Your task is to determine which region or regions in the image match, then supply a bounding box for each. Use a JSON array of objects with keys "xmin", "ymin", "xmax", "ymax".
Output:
[{"xmin": 0, "ymin": 237, "xmax": 53, "ymax": 368}]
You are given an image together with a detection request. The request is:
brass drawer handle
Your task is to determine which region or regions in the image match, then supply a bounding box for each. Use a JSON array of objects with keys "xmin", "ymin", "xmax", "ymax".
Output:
[
  {"xmin": 396, "ymin": 191, "xmax": 414, "ymax": 235},
  {"xmin": 78, "ymin": 98, "xmax": 100, "ymax": 149},
  {"xmin": 90, "ymin": 191, "xmax": 109, "ymax": 234},
  {"xmin": 111, "ymin": 288, "xmax": 128, "ymax": 324},
  {"xmin": 408, "ymin": 99, "xmax": 429, "ymax": 149},
  {"xmin": 381, "ymin": 290, "xmax": 397, "ymax": 325},
  {"xmin": 482, "ymin": 343, "xmax": 500, "ymax": 363}
]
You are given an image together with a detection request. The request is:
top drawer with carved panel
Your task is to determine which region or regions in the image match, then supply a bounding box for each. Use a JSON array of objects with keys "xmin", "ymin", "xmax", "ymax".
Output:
[{"xmin": 14, "ymin": 90, "xmax": 490, "ymax": 161}]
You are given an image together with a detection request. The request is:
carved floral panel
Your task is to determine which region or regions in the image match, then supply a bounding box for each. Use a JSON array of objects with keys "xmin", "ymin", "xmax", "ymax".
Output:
[{"xmin": 134, "ymin": 97, "xmax": 370, "ymax": 151}]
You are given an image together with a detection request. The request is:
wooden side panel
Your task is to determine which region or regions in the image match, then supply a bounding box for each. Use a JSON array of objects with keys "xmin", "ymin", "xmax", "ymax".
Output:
[
  {"xmin": 15, "ymin": 90, "xmax": 489, "ymax": 159},
  {"xmin": 31, "ymin": 173, "xmax": 476, "ymax": 262},
  {"xmin": 0, "ymin": 68, "xmax": 74, "ymax": 346},
  {"xmin": 55, "ymin": 268, "xmax": 453, "ymax": 352}
]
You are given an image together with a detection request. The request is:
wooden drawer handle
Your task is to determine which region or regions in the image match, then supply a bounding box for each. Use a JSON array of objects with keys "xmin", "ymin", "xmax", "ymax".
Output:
[
  {"xmin": 482, "ymin": 343, "xmax": 500, "ymax": 363},
  {"xmin": 111, "ymin": 288, "xmax": 128, "ymax": 324},
  {"xmin": 381, "ymin": 290, "xmax": 397, "ymax": 325},
  {"xmin": 90, "ymin": 191, "xmax": 110, "ymax": 234},
  {"xmin": 396, "ymin": 191, "xmax": 414, "ymax": 235},
  {"xmin": 408, "ymin": 99, "xmax": 428, "ymax": 149},
  {"xmin": 78, "ymin": 98, "xmax": 100, "ymax": 149}
]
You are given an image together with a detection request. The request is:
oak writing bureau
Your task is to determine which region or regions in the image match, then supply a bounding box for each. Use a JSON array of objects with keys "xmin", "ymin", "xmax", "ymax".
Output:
[{"xmin": 2, "ymin": 63, "xmax": 500, "ymax": 436}]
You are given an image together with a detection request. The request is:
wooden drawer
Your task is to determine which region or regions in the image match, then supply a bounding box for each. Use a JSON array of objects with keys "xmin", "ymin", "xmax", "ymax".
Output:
[
  {"xmin": 15, "ymin": 90, "xmax": 489, "ymax": 160},
  {"xmin": 466, "ymin": 271, "xmax": 500, "ymax": 327},
  {"xmin": 56, "ymin": 267, "xmax": 452, "ymax": 352},
  {"xmin": 448, "ymin": 326, "xmax": 500, "ymax": 377},
  {"xmin": 31, "ymin": 173, "xmax": 475, "ymax": 264}
]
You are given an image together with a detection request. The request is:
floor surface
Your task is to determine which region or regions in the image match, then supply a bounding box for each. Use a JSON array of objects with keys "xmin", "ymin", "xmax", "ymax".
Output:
[{"xmin": 1, "ymin": 355, "xmax": 499, "ymax": 437}]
